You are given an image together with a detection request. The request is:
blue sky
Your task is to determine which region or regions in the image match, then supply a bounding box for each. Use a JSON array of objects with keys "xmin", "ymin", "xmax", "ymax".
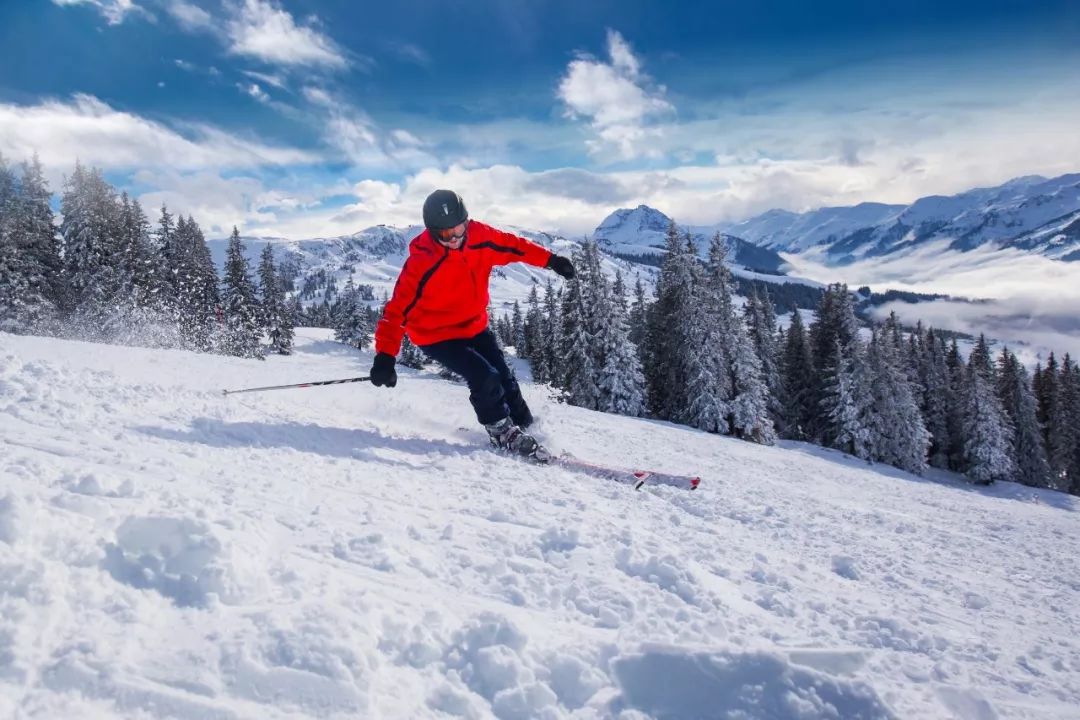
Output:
[{"xmin": 1, "ymin": 0, "xmax": 1079, "ymax": 239}]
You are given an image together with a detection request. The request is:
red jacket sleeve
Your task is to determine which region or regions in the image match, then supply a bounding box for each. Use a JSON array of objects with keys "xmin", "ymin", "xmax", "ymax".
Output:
[
  {"xmin": 470, "ymin": 222, "xmax": 552, "ymax": 269},
  {"xmin": 375, "ymin": 256, "xmax": 421, "ymax": 357}
]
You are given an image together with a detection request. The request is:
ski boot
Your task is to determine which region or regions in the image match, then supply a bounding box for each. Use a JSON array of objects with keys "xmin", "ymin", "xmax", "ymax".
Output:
[{"xmin": 485, "ymin": 417, "xmax": 551, "ymax": 463}]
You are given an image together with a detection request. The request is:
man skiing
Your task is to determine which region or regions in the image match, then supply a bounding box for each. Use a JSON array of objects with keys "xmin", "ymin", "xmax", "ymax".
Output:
[{"xmin": 369, "ymin": 189, "xmax": 576, "ymax": 460}]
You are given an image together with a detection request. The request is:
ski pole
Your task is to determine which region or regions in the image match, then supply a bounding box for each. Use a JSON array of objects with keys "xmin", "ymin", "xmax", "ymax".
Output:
[{"xmin": 222, "ymin": 376, "xmax": 371, "ymax": 396}]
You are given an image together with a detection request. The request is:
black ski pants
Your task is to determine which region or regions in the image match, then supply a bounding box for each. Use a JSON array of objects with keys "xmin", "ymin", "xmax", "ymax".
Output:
[{"xmin": 419, "ymin": 328, "xmax": 532, "ymax": 427}]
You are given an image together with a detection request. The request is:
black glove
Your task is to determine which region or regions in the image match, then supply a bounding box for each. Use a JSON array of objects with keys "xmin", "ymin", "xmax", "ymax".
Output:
[
  {"xmin": 547, "ymin": 254, "xmax": 575, "ymax": 279},
  {"xmin": 370, "ymin": 352, "xmax": 397, "ymax": 388}
]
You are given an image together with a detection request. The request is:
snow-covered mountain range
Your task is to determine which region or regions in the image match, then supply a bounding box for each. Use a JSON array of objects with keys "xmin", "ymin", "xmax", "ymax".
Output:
[
  {"xmin": 720, "ymin": 173, "xmax": 1080, "ymax": 263},
  {"xmin": 593, "ymin": 205, "xmax": 788, "ymax": 274}
]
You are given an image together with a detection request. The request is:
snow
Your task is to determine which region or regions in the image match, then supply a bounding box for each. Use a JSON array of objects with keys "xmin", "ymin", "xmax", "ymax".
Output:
[{"xmin": 3, "ymin": 328, "xmax": 1080, "ymax": 719}]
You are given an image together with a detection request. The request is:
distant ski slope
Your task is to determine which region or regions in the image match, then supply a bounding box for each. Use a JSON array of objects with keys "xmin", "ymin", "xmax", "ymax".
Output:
[{"xmin": 2, "ymin": 328, "xmax": 1078, "ymax": 719}]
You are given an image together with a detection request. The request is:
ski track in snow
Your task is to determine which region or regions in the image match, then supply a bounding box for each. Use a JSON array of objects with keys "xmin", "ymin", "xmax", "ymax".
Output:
[{"xmin": 1, "ymin": 328, "xmax": 1078, "ymax": 719}]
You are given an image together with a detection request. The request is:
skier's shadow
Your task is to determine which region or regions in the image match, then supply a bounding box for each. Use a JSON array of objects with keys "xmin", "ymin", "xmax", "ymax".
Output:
[{"xmin": 133, "ymin": 418, "xmax": 482, "ymax": 469}]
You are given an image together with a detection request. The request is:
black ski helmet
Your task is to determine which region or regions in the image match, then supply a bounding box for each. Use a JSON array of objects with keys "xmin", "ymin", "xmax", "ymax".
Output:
[{"xmin": 422, "ymin": 189, "xmax": 468, "ymax": 230}]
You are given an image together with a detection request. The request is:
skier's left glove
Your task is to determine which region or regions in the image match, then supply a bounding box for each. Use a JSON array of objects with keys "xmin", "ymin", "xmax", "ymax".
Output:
[
  {"xmin": 547, "ymin": 255, "xmax": 576, "ymax": 279},
  {"xmin": 370, "ymin": 352, "xmax": 397, "ymax": 388}
]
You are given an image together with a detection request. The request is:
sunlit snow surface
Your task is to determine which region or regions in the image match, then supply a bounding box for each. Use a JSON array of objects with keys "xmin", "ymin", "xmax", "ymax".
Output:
[{"xmin": 2, "ymin": 329, "xmax": 1078, "ymax": 719}]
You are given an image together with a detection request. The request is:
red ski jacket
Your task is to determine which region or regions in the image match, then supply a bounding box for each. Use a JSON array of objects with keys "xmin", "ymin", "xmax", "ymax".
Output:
[{"xmin": 375, "ymin": 221, "xmax": 552, "ymax": 356}]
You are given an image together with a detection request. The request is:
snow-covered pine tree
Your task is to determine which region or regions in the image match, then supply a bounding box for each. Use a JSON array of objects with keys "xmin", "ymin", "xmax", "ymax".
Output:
[
  {"xmin": 996, "ymin": 348, "xmax": 1051, "ymax": 488},
  {"xmin": 644, "ymin": 222, "xmax": 697, "ymax": 419},
  {"xmin": 219, "ymin": 226, "xmax": 263, "ymax": 358},
  {"xmin": 867, "ymin": 324, "xmax": 930, "ymax": 474},
  {"xmin": 628, "ymin": 275, "xmax": 648, "ymax": 364},
  {"xmin": 702, "ymin": 234, "xmax": 774, "ymax": 443},
  {"xmin": 921, "ymin": 330, "xmax": 952, "ymax": 469},
  {"xmin": 824, "ymin": 336, "xmax": 875, "ymax": 461},
  {"xmin": 586, "ymin": 243, "xmax": 645, "ymax": 417},
  {"xmin": 523, "ymin": 285, "xmax": 543, "ymax": 373},
  {"xmin": 745, "ymin": 285, "xmax": 785, "ymax": 434},
  {"xmin": 1050, "ymin": 355, "xmax": 1080, "ymax": 492},
  {"xmin": 185, "ymin": 216, "xmax": 221, "ymax": 352},
  {"xmin": 0, "ymin": 154, "xmax": 29, "ymax": 332},
  {"xmin": 258, "ymin": 245, "xmax": 292, "ymax": 354},
  {"xmin": 59, "ymin": 163, "xmax": 126, "ymax": 337},
  {"xmin": 781, "ymin": 308, "xmax": 815, "ymax": 440},
  {"xmin": 809, "ymin": 284, "xmax": 861, "ymax": 444},
  {"xmin": 153, "ymin": 205, "xmax": 183, "ymax": 322},
  {"xmin": 333, "ymin": 276, "xmax": 371, "ymax": 350},
  {"xmin": 683, "ymin": 283, "xmax": 731, "ymax": 434},
  {"xmin": 536, "ymin": 279, "xmax": 561, "ymax": 386},
  {"xmin": 559, "ymin": 245, "xmax": 599, "ymax": 408},
  {"xmin": 10, "ymin": 154, "xmax": 61, "ymax": 331},
  {"xmin": 945, "ymin": 338, "xmax": 968, "ymax": 472},
  {"xmin": 399, "ymin": 335, "xmax": 426, "ymax": 369},
  {"xmin": 962, "ymin": 360, "xmax": 1016, "ymax": 485},
  {"xmin": 511, "ymin": 301, "xmax": 525, "ymax": 351}
]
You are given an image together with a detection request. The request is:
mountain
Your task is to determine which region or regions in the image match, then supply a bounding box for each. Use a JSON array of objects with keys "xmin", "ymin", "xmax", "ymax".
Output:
[
  {"xmin": 593, "ymin": 205, "xmax": 789, "ymax": 275},
  {"xmin": 724, "ymin": 173, "xmax": 1080, "ymax": 263},
  {"xmin": 4, "ymin": 328, "xmax": 1079, "ymax": 718},
  {"xmin": 208, "ymin": 223, "xmax": 655, "ymax": 313}
]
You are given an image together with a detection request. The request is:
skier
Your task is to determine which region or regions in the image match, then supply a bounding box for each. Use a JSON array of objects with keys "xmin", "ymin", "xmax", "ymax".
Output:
[{"xmin": 369, "ymin": 189, "xmax": 576, "ymax": 459}]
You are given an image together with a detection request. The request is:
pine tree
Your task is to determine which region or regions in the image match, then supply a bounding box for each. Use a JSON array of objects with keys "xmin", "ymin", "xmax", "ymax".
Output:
[
  {"xmin": 523, "ymin": 285, "xmax": 542, "ymax": 364},
  {"xmin": 220, "ymin": 226, "xmax": 263, "ymax": 358},
  {"xmin": 559, "ymin": 246, "xmax": 599, "ymax": 408},
  {"xmin": 996, "ymin": 348, "xmax": 1051, "ymax": 488},
  {"xmin": 963, "ymin": 362, "xmax": 1016, "ymax": 485},
  {"xmin": 333, "ymin": 276, "xmax": 371, "ymax": 349},
  {"xmin": 921, "ymin": 330, "xmax": 952, "ymax": 469},
  {"xmin": 867, "ymin": 325, "xmax": 930, "ymax": 474},
  {"xmin": 59, "ymin": 163, "xmax": 126, "ymax": 336},
  {"xmin": 644, "ymin": 223, "xmax": 697, "ymax": 419},
  {"xmin": 745, "ymin": 286, "xmax": 785, "ymax": 434},
  {"xmin": 536, "ymin": 279, "xmax": 561, "ymax": 385},
  {"xmin": 258, "ymin": 245, "xmax": 292, "ymax": 354},
  {"xmin": 945, "ymin": 338, "xmax": 968, "ymax": 472},
  {"xmin": 825, "ymin": 337, "xmax": 875, "ymax": 461},
  {"xmin": 185, "ymin": 216, "xmax": 221, "ymax": 351},
  {"xmin": 809, "ymin": 284, "xmax": 860, "ymax": 444},
  {"xmin": 511, "ymin": 301, "xmax": 525, "ymax": 351},
  {"xmin": 0, "ymin": 154, "xmax": 29, "ymax": 332},
  {"xmin": 587, "ymin": 244, "xmax": 645, "ymax": 417},
  {"xmin": 12, "ymin": 154, "xmax": 61, "ymax": 330},
  {"xmin": 1051, "ymin": 356, "xmax": 1080, "ymax": 492},
  {"xmin": 781, "ymin": 309, "xmax": 815, "ymax": 440},
  {"xmin": 628, "ymin": 275, "xmax": 648, "ymax": 365}
]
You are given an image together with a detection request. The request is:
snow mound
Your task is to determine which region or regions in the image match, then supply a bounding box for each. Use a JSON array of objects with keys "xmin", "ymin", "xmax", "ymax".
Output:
[
  {"xmin": 608, "ymin": 644, "xmax": 895, "ymax": 719},
  {"xmin": 102, "ymin": 516, "xmax": 267, "ymax": 608}
]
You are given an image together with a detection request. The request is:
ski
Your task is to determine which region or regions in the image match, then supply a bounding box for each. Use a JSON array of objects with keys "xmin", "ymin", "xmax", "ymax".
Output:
[
  {"xmin": 462, "ymin": 428, "xmax": 700, "ymax": 491},
  {"xmin": 553, "ymin": 454, "xmax": 701, "ymax": 491}
]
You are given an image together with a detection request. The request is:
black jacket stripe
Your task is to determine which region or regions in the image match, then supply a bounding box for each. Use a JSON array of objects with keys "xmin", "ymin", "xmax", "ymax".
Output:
[
  {"xmin": 471, "ymin": 241, "xmax": 525, "ymax": 256},
  {"xmin": 402, "ymin": 250, "xmax": 449, "ymax": 324}
]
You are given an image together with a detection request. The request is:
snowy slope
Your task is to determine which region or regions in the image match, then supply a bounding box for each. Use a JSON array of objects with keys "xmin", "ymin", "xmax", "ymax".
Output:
[{"xmin": 3, "ymin": 330, "xmax": 1080, "ymax": 719}]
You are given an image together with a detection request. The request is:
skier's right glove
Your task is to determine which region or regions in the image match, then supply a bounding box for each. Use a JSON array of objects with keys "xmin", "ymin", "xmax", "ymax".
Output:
[{"xmin": 370, "ymin": 352, "xmax": 397, "ymax": 388}]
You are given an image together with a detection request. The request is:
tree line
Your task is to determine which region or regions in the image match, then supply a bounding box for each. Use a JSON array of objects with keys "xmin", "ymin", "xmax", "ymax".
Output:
[
  {"xmin": 493, "ymin": 222, "xmax": 1080, "ymax": 495},
  {"xmin": 0, "ymin": 156, "xmax": 301, "ymax": 356}
]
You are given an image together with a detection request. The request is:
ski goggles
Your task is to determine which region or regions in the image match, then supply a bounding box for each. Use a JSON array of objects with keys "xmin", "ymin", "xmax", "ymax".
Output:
[{"xmin": 433, "ymin": 221, "xmax": 468, "ymax": 243}]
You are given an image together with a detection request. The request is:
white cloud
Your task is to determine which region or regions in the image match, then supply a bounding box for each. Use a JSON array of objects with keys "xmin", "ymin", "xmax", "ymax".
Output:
[
  {"xmin": 226, "ymin": 0, "xmax": 347, "ymax": 69},
  {"xmin": 785, "ymin": 241, "xmax": 1080, "ymax": 361},
  {"xmin": 164, "ymin": 0, "xmax": 212, "ymax": 31},
  {"xmin": 393, "ymin": 43, "xmax": 430, "ymax": 66},
  {"xmin": 52, "ymin": 0, "xmax": 143, "ymax": 25},
  {"xmin": 558, "ymin": 29, "xmax": 674, "ymax": 160},
  {"xmin": 174, "ymin": 58, "xmax": 197, "ymax": 72},
  {"xmin": 0, "ymin": 94, "xmax": 318, "ymax": 173},
  {"xmin": 237, "ymin": 82, "xmax": 270, "ymax": 103},
  {"xmin": 242, "ymin": 70, "xmax": 288, "ymax": 91}
]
